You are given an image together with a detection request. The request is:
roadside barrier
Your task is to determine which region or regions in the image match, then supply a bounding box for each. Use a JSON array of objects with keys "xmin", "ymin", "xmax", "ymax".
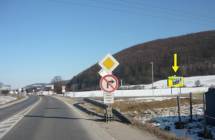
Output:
[{"xmin": 84, "ymin": 98, "xmax": 132, "ymax": 124}]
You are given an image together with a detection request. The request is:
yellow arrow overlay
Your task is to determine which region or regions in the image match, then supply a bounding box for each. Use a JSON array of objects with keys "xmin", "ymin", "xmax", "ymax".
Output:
[{"xmin": 172, "ymin": 53, "xmax": 179, "ymax": 72}]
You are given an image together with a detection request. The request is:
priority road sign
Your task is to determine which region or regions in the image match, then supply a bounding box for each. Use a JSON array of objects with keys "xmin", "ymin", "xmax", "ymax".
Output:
[
  {"xmin": 99, "ymin": 54, "xmax": 119, "ymax": 72},
  {"xmin": 100, "ymin": 74, "xmax": 119, "ymax": 93}
]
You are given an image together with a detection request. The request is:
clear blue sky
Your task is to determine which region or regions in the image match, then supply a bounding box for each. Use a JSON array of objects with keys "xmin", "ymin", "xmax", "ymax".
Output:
[{"xmin": 0, "ymin": 0, "xmax": 215, "ymax": 88}]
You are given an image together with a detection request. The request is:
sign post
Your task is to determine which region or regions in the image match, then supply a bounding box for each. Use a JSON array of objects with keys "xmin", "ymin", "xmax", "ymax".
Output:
[
  {"xmin": 98, "ymin": 54, "xmax": 119, "ymax": 122},
  {"xmin": 103, "ymin": 92, "xmax": 114, "ymax": 104},
  {"xmin": 62, "ymin": 85, "xmax": 66, "ymax": 96}
]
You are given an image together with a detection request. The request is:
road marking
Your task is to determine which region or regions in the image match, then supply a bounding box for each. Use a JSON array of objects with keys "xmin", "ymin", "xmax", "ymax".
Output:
[
  {"xmin": 0, "ymin": 125, "xmax": 11, "ymax": 128},
  {"xmin": 0, "ymin": 97, "xmax": 41, "ymax": 139}
]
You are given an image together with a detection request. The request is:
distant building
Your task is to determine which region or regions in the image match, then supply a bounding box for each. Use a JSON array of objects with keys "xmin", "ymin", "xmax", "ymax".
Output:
[
  {"xmin": 0, "ymin": 84, "xmax": 11, "ymax": 94},
  {"xmin": 25, "ymin": 83, "xmax": 54, "ymax": 94},
  {"xmin": 205, "ymin": 87, "xmax": 215, "ymax": 125}
]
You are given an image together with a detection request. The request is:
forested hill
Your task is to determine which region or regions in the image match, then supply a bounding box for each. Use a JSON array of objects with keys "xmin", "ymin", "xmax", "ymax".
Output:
[{"xmin": 67, "ymin": 30, "xmax": 215, "ymax": 91}]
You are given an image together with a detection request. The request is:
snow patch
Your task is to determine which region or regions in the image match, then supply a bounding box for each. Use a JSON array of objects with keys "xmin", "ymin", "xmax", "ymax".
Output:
[
  {"xmin": 65, "ymin": 75, "xmax": 215, "ymax": 98},
  {"xmin": 0, "ymin": 96, "xmax": 17, "ymax": 105}
]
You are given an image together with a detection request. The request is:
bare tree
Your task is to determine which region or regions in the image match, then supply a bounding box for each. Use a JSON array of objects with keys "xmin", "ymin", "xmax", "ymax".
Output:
[
  {"xmin": 0, "ymin": 82, "xmax": 3, "ymax": 88},
  {"xmin": 51, "ymin": 76, "xmax": 63, "ymax": 94}
]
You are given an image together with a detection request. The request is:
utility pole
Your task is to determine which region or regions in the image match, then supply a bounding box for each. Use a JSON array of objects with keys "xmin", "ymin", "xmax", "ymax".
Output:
[
  {"xmin": 150, "ymin": 62, "xmax": 154, "ymax": 94},
  {"xmin": 120, "ymin": 79, "xmax": 123, "ymax": 87}
]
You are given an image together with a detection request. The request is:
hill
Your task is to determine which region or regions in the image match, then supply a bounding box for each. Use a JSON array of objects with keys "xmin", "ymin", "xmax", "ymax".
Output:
[{"xmin": 67, "ymin": 30, "xmax": 215, "ymax": 91}]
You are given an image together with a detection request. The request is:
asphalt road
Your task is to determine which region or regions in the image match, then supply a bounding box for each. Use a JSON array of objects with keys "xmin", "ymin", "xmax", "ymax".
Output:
[
  {"xmin": 1, "ymin": 96, "xmax": 112, "ymax": 140},
  {"xmin": 0, "ymin": 96, "xmax": 39, "ymax": 122}
]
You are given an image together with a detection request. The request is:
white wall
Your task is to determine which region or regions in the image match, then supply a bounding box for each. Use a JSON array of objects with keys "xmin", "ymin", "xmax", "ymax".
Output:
[{"xmin": 65, "ymin": 87, "xmax": 209, "ymax": 98}]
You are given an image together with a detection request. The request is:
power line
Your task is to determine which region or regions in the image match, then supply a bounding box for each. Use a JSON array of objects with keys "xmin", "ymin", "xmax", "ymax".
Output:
[
  {"xmin": 117, "ymin": 0, "xmax": 215, "ymax": 20},
  {"xmin": 88, "ymin": 0, "xmax": 215, "ymax": 24},
  {"xmin": 47, "ymin": 0, "xmax": 214, "ymax": 26}
]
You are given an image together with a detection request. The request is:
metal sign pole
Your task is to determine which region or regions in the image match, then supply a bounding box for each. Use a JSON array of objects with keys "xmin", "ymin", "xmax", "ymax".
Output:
[
  {"xmin": 105, "ymin": 104, "xmax": 113, "ymax": 122},
  {"xmin": 203, "ymin": 93, "xmax": 207, "ymax": 134},
  {"xmin": 189, "ymin": 92, "xmax": 193, "ymax": 122},
  {"xmin": 103, "ymin": 92, "xmax": 114, "ymax": 123},
  {"xmin": 98, "ymin": 54, "xmax": 119, "ymax": 124},
  {"xmin": 177, "ymin": 95, "xmax": 181, "ymax": 123}
]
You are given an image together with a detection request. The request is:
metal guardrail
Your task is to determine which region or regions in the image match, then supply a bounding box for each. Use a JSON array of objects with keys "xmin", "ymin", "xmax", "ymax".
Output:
[
  {"xmin": 112, "ymin": 108, "xmax": 132, "ymax": 124},
  {"xmin": 84, "ymin": 98, "xmax": 132, "ymax": 124},
  {"xmin": 84, "ymin": 98, "xmax": 107, "ymax": 109}
]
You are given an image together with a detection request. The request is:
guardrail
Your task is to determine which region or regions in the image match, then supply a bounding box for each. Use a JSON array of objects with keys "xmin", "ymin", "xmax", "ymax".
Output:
[
  {"xmin": 84, "ymin": 98, "xmax": 132, "ymax": 124},
  {"xmin": 112, "ymin": 108, "xmax": 132, "ymax": 124},
  {"xmin": 84, "ymin": 98, "xmax": 107, "ymax": 109}
]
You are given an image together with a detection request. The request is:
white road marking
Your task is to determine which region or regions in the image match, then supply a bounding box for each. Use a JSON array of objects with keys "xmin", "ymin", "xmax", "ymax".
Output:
[{"xmin": 0, "ymin": 97, "xmax": 41, "ymax": 139}]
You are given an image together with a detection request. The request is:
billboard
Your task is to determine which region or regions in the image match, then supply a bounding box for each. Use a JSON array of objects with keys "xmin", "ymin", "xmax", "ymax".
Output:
[{"xmin": 168, "ymin": 76, "xmax": 184, "ymax": 88}]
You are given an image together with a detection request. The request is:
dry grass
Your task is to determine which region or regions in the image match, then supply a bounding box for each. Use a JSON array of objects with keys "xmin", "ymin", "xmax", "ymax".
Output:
[
  {"xmin": 16, "ymin": 95, "xmax": 25, "ymax": 100},
  {"xmin": 82, "ymin": 102, "xmax": 104, "ymax": 114},
  {"xmin": 113, "ymin": 97, "xmax": 202, "ymax": 113},
  {"xmin": 133, "ymin": 120, "xmax": 189, "ymax": 140},
  {"xmin": 112, "ymin": 95, "xmax": 203, "ymax": 140}
]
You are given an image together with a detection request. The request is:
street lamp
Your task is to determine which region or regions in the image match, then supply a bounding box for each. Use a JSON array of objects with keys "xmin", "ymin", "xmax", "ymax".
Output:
[{"xmin": 150, "ymin": 62, "xmax": 154, "ymax": 89}]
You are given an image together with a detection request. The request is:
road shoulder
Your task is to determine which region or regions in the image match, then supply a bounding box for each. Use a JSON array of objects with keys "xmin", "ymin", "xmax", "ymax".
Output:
[
  {"xmin": 0, "ymin": 96, "xmax": 29, "ymax": 109},
  {"xmin": 54, "ymin": 96, "xmax": 159, "ymax": 140}
]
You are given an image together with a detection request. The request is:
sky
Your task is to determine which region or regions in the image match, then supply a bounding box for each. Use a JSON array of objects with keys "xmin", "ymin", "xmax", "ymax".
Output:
[{"xmin": 0, "ymin": 0, "xmax": 215, "ymax": 88}]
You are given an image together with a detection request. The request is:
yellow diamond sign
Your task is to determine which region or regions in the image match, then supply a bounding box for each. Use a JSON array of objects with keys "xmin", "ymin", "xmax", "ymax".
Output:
[
  {"xmin": 103, "ymin": 58, "xmax": 114, "ymax": 70},
  {"xmin": 99, "ymin": 54, "xmax": 119, "ymax": 72}
]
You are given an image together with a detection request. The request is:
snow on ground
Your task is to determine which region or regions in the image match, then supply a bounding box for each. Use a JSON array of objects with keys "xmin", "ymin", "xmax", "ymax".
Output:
[
  {"xmin": 126, "ymin": 75, "xmax": 215, "ymax": 89},
  {"xmin": 147, "ymin": 105, "xmax": 215, "ymax": 140},
  {"xmin": 0, "ymin": 95, "xmax": 17, "ymax": 105},
  {"xmin": 66, "ymin": 75, "xmax": 215, "ymax": 98},
  {"xmin": 122, "ymin": 101, "xmax": 214, "ymax": 140},
  {"xmin": 115, "ymin": 96, "xmax": 187, "ymax": 102},
  {"xmin": 40, "ymin": 91, "xmax": 54, "ymax": 95},
  {"xmin": 65, "ymin": 87, "xmax": 208, "ymax": 98}
]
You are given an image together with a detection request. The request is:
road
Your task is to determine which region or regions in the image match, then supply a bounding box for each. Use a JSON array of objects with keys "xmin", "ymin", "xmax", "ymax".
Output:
[
  {"xmin": 0, "ymin": 96, "xmax": 39, "ymax": 122},
  {"xmin": 1, "ymin": 96, "xmax": 114, "ymax": 140}
]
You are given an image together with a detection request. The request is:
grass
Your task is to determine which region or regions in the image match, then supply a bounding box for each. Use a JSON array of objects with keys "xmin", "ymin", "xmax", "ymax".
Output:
[
  {"xmin": 133, "ymin": 120, "xmax": 189, "ymax": 140},
  {"xmin": 113, "ymin": 96, "xmax": 203, "ymax": 113},
  {"xmin": 112, "ymin": 95, "xmax": 204, "ymax": 140},
  {"xmin": 82, "ymin": 102, "xmax": 104, "ymax": 114}
]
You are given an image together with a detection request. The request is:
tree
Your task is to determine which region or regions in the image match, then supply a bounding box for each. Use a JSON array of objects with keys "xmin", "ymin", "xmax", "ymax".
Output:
[
  {"xmin": 51, "ymin": 76, "xmax": 63, "ymax": 94},
  {"xmin": 0, "ymin": 82, "xmax": 3, "ymax": 88}
]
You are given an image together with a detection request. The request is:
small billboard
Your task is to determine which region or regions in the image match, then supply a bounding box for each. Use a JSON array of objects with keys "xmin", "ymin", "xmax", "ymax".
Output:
[{"xmin": 168, "ymin": 76, "xmax": 184, "ymax": 88}]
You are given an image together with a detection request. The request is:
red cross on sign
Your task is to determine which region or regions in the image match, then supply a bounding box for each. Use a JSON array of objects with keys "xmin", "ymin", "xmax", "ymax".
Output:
[{"xmin": 100, "ymin": 74, "xmax": 119, "ymax": 93}]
